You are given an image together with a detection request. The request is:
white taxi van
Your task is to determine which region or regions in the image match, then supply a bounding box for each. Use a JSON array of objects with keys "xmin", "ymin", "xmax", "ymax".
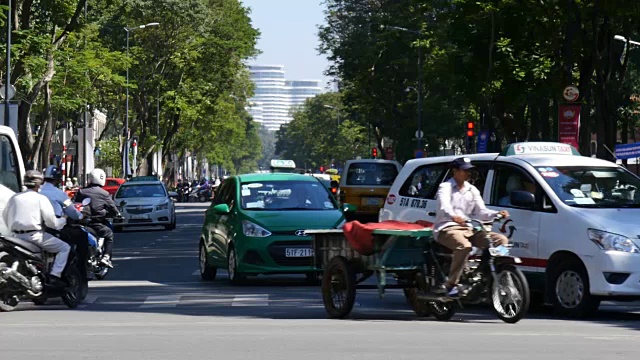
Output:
[{"xmin": 380, "ymin": 141, "xmax": 640, "ymax": 317}]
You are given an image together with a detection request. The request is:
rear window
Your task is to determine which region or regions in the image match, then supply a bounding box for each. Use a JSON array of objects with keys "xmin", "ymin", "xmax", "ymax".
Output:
[{"xmin": 345, "ymin": 163, "xmax": 398, "ymax": 186}]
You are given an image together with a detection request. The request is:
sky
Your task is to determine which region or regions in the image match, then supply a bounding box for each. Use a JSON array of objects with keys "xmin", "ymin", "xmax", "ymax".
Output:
[{"xmin": 240, "ymin": 0, "xmax": 334, "ymax": 90}]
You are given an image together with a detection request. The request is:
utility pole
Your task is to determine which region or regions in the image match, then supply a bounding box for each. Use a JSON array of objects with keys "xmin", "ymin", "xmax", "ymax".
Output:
[
  {"xmin": 83, "ymin": 1, "xmax": 88, "ymax": 185},
  {"xmin": 4, "ymin": 0, "xmax": 11, "ymax": 127}
]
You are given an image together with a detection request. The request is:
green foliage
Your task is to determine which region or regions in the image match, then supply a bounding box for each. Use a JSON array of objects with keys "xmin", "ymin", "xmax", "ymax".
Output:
[{"xmin": 275, "ymin": 92, "xmax": 373, "ymax": 169}]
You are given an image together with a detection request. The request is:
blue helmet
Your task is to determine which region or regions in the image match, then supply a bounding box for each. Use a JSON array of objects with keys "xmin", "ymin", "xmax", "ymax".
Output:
[{"xmin": 43, "ymin": 165, "xmax": 61, "ymax": 180}]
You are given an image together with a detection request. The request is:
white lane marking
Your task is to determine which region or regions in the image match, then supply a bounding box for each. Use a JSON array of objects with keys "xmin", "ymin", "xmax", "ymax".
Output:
[
  {"xmin": 231, "ymin": 294, "xmax": 269, "ymax": 307},
  {"xmin": 192, "ymin": 270, "xmax": 200, "ymax": 276},
  {"xmin": 140, "ymin": 295, "xmax": 181, "ymax": 308},
  {"xmin": 89, "ymin": 280, "xmax": 169, "ymax": 288}
]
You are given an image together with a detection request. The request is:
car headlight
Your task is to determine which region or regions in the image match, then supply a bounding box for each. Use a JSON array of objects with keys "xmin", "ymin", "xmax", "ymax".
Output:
[
  {"xmin": 242, "ymin": 220, "xmax": 271, "ymax": 237},
  {"xmin": 588, "ymin": 229, "xmax": 640, "ymax": 253},
  {"xmin": 156, "ymin": 202, "xmax": 169, "ymax": 211}
]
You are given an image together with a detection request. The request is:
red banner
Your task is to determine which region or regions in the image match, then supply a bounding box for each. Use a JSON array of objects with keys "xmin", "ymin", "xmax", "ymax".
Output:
[{"xmin": 558, "ymin": 105, "xmax": 581, "ymax": 148}]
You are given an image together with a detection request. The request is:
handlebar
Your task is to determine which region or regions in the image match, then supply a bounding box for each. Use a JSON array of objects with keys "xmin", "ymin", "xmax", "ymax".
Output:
[{"xmin": 464, "ymin": 213, "xmax": 505, "ymax": 228}]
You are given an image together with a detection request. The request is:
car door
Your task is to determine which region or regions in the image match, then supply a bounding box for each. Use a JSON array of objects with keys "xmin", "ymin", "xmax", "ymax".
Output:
[
  {"xmin": 485, "ymin": 164, "xmax": 543, "ymax": 274},
  {"xmin": 390, "ymin": 162, "xmax": 449, "ymax": 224},
  {"xmin": 205, "ymin": 179, "xmax": 235, "ymax": 266}
]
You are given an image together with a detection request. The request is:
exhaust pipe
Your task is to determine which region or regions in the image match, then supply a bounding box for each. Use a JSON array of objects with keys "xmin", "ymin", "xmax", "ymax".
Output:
[{"xmin": 0, "ymin": 262, "xmax": 42, "ymax": 295}]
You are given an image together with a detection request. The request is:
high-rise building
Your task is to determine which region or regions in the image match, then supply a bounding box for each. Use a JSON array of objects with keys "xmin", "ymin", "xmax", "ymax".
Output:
[{"xmin": 246, "ymin": 65, "xmax": 322, "ymax": 131}]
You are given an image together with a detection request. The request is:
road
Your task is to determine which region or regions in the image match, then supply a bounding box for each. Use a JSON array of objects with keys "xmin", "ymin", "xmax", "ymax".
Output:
[{"xmin": 1, "ymin": 203, "xmax": 639, "ymax": 359}]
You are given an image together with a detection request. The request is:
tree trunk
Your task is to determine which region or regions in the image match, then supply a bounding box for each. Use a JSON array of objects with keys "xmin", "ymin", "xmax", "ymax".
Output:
[{"xmin": 39, "ymin": 83, "xmax": 54, "ymax": 169}]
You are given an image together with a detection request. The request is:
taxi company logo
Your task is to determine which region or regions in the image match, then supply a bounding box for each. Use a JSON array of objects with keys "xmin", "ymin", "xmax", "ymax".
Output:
[
  {"xmin": 294, "ymin": 230, "xmax": 306, "ymax": 237},
  {"xmin": 514, "ymin": 144, "xmax": 525, "ymax": 153},
  {"xmin": 515, "ymin": 144, "xmax": 571, "ymax": 154},
  {"xmin": 387, "ymin": 194, "xmax": 396, "ymax": 205}
]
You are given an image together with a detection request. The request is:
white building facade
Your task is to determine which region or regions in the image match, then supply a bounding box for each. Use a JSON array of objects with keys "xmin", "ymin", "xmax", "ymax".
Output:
[{"xmin": 246, "ymin": 65, "xmax": 322, "ymax": 131}]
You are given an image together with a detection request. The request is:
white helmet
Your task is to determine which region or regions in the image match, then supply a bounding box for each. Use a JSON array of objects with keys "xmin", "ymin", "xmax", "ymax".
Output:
[{"xmin": 89, "ymin": 168, "xmax": 107, "ymax": 186}]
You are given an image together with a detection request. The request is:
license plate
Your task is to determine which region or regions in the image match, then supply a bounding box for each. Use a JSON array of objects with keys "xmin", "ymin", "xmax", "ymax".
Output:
[
  {"xmin": 363, "ymin": 197, "xmax": 382, "ymax": 206},
  {"xmin": 130, "ymin": 214, "xmax": 149, "ymax": 220},
  {"xmin": 285, "ymin": 248, "xmax": 313, "ymax": 257}
]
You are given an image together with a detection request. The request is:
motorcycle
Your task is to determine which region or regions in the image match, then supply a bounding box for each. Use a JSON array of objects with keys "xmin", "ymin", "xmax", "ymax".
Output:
[
  {"xmin": 176, "ymin": 182, "xmax": 191, "ymax": 202},
  {"xmin": 408, "ymin": 214, "xmax": 530, "ymax": 323},
  {"xmin": 0, "ymin": 201, "xmax": 87, "ymax": 311},
  {"xmin": 72, "ymin": 200, "xmax": 111, "ymax": 281}
]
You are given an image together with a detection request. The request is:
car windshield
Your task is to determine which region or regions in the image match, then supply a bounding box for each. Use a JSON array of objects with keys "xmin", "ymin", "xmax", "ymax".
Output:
[
  {"xmin": 240, "ymin": 180, "xmax": 338, "ymax": 211},
  {"xmin": 346, "ymin": 163, "xmax": 398, "ymax": 186},
  {"xmin": 539, "ymin": 166, "xmax": 640, "ymax": 208},
  {"xmin": 116, "ymin": 184, "xmax": 166, "ymax": 198}
]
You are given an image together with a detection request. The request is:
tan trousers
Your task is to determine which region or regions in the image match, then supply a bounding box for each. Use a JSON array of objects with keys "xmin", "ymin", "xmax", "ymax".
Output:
[{"xmin": 437, "ymin": 225, "xmax": 508, "ymax": 287}]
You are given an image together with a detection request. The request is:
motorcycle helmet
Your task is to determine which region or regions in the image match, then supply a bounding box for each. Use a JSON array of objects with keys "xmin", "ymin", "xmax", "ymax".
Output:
[
  {"xmin": 43, "ymin": 165, "xmax": 62, "ymax": 180},
  {"xmin": 89, "ymin": 168, "xmax": 107, "ymax": 187},
  {"xmin": 24, "ymin": 170, "xmax": 44, "ymax": 188}
]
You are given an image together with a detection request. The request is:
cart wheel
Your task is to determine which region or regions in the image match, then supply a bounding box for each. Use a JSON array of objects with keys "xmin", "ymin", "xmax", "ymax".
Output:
[
  {"xmin": 322, "ymin": 256, "xmax": 356, "ymax": 319},
  {"xmin": 403, "ymin": 288, "xmax": 431, "ymax": 317}
]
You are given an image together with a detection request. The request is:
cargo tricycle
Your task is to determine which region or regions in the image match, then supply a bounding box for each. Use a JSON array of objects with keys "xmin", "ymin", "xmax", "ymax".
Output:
[{"xmin": 307, "ymin": 216, "xmax": 530, "ymax": 323}]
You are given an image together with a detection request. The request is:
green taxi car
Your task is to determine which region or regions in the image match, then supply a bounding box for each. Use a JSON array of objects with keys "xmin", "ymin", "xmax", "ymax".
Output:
[{"xmin": 198, "ymin": 172, "xmax": 354, "ymax": 284}]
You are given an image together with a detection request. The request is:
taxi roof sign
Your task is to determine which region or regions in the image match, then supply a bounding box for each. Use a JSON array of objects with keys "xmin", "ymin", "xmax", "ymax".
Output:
[
  {"xmin": 500, "ymin": 142, "xmax": 581, "ymax": 156},
  {"xmin": 270, "ymin": 159, "xmax": 296, "ymax": 170},
  {"xmin": 128, "ymin": 175, "xmax": 160, "ymax": 182}
]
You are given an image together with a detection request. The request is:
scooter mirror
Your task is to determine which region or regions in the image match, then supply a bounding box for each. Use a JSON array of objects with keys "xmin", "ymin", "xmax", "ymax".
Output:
[{"xmin": 82, "ymin": 198, "xmax": 91, "ymax": 206}]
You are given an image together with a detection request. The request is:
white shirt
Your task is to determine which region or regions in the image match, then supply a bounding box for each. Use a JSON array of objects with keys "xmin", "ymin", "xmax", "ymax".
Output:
[
  {"xmin": 433, "ymin": 178, "xmax": 497, "ymax": 238},
  {"xmin": 2, "ymin": 190, "xmax": 66, "ymax": 232}
]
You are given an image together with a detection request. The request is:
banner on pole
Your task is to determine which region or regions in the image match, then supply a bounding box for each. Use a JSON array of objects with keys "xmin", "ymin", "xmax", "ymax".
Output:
[{"xmin": 558, "ymin": 105, "xmax": 581, "ymax": 149}]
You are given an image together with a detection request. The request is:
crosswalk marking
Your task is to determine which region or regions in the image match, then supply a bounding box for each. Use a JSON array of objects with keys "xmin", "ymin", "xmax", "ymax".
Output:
[
  {"xmin": 140, "ymin": 295, "xmax": 181, "ymax": 308},
  {"xmin": 192, "ymin": 270, "xmax": 200, "ymax": 276},
  {"xmin": 231, "ymin": 294, "xmax": 269, "ymax": 307}
]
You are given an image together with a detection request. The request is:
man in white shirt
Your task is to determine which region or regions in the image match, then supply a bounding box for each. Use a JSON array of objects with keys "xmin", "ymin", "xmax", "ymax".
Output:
[
  {"xmin": 2, "ymin": 170, "xmax": 69, "ymax": 287},
  {"xmin": 433, "ymin": 157, "xmax": 510, "ymax": 297}
]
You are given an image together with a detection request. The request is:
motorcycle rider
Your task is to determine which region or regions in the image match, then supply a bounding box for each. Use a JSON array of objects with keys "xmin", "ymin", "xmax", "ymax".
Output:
[
  {"xmin": 39, "ymin": 165, "xmax": 90, "ymax": 281},
  {"xmin": 74, "ymin": 169, "xmax": 120, "ymax": 269},
  {"xmin": 433, "ymin": 157, "xmax": 510, "ymax": 297},
  {"xmin": 2, "ymin": 170, "xmax": 68, "ymax": 287}
]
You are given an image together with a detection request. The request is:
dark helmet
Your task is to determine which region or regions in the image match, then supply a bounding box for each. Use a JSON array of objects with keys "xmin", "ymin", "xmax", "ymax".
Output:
[
  {"xmin": 24, "ymin": 170, "xmax": 44, "ymax": 188},
  {"xmin": 43, "ymin": 165, "xmax": 62, "ymax": 181}
]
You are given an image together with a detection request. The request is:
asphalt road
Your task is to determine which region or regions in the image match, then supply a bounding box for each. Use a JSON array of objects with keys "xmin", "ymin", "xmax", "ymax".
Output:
[{"xmin": 1, "ymin": 203, "xmax": 639, "ymax": 359}]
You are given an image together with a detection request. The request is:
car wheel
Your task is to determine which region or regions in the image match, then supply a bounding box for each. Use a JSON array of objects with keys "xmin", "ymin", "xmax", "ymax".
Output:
[
  {"xmin": 550, "ymin": 258, "xmax": 600, "ymax": 318},
  {"xmin": 227, "ymin": 246, "xmax": 245, "ymax": 285},
  {"xmin": 199, "ymin": 242, "xmax": 217, "ymax": 281}
]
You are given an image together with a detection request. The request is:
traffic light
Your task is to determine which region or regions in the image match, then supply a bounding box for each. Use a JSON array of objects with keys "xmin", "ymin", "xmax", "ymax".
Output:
[
  {"xmin": 319, "ymin": 166, "xmax": 324, "ymax": 172},
  {"xmin": 466, "ymin": 121, "xmax": 474, "ymax": 137},
  {"xmin": 371, "ymin": 147, "xmax": 378, "ymax": 158}
]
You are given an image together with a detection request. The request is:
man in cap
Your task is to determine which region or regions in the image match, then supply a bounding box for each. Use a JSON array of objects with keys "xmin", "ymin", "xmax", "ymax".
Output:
[
  {"xmin": 433, "ymin": 157, "xmax": 510, "ymax": 297},
  {"xmin": 2, "ymin": 170, "xmax": 69, "ymax": 287}
]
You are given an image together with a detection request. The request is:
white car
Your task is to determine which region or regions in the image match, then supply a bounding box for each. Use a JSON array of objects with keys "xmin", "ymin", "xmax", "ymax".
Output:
[
  {"xmin": 380, "ymin": 141, "xmax": 640, "ymax": 317},
  {"xmin": 113, "ymin": 180, "xmax": 177, "ymax": 231}
]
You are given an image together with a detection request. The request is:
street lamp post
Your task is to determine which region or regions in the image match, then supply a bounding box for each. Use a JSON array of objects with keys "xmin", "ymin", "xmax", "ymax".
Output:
[
  {"xmin": 123, "ymin": 22, "xmax": 160, "ymax": 178},
  {"xmin": 381, "ymin": 25, "xmax": 424, "ymax": 152},
  {"xmin": 4, "ymin": 0, "xmax": 11, "ymax": 127}
]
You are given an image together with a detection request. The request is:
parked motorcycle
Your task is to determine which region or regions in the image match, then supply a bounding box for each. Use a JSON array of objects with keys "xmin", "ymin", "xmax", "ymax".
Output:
[
  {"xmin": 0, "ymin": 218, "xmax": 85, "ymax": 311},
  {"xmin": 407, "ymin": 214, "xmax": 530, "ymax": 323}
]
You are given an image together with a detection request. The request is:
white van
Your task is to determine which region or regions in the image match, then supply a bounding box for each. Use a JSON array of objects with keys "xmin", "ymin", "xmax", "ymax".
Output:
[
  {"xmin": 0, "ymin": 125, "xmax": 25, "ymax": 236},
  {"xmin": 380, "ymin": 142, "xmax": 640, "ymax": 317}
]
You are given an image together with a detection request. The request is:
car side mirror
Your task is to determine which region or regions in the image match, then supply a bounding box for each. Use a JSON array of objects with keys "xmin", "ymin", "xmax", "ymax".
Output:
[
  {"xmin": 342, "ymin": 203, "xmax": 357, "ymax": 213},
  {"xmin": 81, "ymin": 198, "xmax": 91, "ymax": 206},
  {"xmin": 168, "ymin": 191, "xmax": 178, "ymax": 199},
  {"xmin": 510, "ymin": 190, "xmax": 536, "ymax": 208},
  {"xmin": 212, "ymin": 203, "xmax": 231, "ymax": 214}
]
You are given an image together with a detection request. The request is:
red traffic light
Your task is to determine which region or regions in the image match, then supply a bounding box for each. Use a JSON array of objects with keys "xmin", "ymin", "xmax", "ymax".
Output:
[
  {"xmin": 467, "ymin": 130, "xmax": 474, "ymax": 137},
  {"xmin": 319, "ymin": 166, "xmax": 324, "ymax": 172},
  {"xmin": 467, "ymin": 121, "xmax": 474, "ymax": 129},
  {"xmin": 371, "ymin": 147, "xmax": 378, "ymax": 158}
]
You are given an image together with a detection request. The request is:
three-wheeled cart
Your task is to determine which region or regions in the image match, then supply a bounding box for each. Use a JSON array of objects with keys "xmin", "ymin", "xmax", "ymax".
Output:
[{"xmin": 306, "ymin": 227, "xmax": 434, "ymax": 319}]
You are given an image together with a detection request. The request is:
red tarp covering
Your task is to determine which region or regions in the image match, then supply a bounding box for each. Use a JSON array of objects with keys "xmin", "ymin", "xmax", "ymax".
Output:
[{"xmin": 342, "ymin": 220, "xmax": 433, "ymax": 256}]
